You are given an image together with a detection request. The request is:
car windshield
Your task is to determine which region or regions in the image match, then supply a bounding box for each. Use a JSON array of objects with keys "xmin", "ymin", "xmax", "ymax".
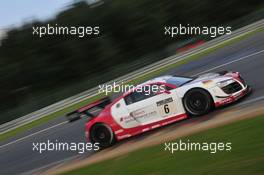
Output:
[{"xmin": 166, "ymin": 76, "xmax": 194, "ymax": 87}]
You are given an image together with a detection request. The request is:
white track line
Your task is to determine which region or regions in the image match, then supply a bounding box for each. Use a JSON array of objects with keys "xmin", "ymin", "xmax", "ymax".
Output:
[
  {"xmin": 193, "ymin": 49, "xmax": 264, "ymax": 76},
  {"xmin": 0, "ymin": 121, "xmax": 68, "ymax": 149},
  {"xmin": 1, "ymin": 49, "xmax": 264, "ymax": 149}
]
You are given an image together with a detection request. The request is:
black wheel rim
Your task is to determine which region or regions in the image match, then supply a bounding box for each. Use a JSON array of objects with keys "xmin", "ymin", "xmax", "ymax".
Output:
[
  {"xmin": 187, "ymin": 92, "xmax": 208, "ymax": 113},
  {"xmin": 92, "ymin": 125, "xmax": 111, "ymax": 145}
]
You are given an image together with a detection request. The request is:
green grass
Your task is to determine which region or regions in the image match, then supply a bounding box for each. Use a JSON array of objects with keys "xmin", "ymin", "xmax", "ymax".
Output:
[
  {"xmin": 1, "ymin": 26, "xmax": 263, "ymax": 142},
  {"xmin": 63, "ymin": 115, "xmax": 264, "ymax": 175}
]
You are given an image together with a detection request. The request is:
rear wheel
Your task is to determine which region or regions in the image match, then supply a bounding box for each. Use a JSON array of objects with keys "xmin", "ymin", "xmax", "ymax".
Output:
[
  {"xmin": 90, "ymin": 123, "xmax": 115, "ymax": 148},
  {"xmin": 183, "ymin": 89, "xmax": 213, "ymax": 116}
]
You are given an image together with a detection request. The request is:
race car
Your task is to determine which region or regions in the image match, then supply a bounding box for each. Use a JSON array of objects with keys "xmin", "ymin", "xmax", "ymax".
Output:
[{"xmin": 67, "ymin": 71, "xmax": 251, "ymax": 148}]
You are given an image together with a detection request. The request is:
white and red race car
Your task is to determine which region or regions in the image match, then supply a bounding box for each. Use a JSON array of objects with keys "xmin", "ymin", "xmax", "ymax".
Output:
[{"xmin": 67, "ymin": 71, "xmax": 251, "ymax": 148}]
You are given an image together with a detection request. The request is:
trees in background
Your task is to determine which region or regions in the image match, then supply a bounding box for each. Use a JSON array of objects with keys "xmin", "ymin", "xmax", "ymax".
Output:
[{"xmin": 0, "ymin": 0, "xmax": 263, "ymax": 123}]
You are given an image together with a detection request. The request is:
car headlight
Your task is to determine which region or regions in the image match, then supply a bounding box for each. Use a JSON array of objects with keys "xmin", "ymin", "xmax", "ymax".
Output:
[{"xmin": 216, "ymin": 79, "xmax": 235, "ymax": 88}]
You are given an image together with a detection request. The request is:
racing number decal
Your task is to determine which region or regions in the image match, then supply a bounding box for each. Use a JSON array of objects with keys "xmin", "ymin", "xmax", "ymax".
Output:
[
  {"xmin": 164, "ymin": 104, "xmax": 170, "ymax": 114},
  {"xmin": 156, "ymin": 97, "xmax": 176, "ymax": 117}
]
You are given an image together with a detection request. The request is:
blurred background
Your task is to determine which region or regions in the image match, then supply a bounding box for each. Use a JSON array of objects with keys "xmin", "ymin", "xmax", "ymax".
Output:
[{"xmin": 0, "ymin": 0, "xmax": 264, "ymax": 124}]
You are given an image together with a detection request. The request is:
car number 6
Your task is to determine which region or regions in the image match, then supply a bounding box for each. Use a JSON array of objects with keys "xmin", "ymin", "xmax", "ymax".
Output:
[{"xmin": 164, "ymin": 104, "xmax": 170, "ymax": 114}]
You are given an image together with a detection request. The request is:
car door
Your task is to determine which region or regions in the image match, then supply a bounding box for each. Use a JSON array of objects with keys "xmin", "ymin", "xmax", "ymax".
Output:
[
  {"xmin": 124, "ymin": 89, "xmax": 159, "ymax": 126},
  {"xmin": 123, "ymin": 83, "xmax": 179, "ymax": 125},
  {"xmin": 111, "ymin": 90, "xmax": 154, "ymax": 129},
  {"xmin": 111, "ymin": 83, "xmax": 184, "ymax": 128}
]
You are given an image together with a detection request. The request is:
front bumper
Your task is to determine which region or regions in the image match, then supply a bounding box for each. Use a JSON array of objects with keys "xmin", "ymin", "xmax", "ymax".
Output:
[{"xmin": 215, "ymin": 85, "xmax": 251, "ymax": 107}]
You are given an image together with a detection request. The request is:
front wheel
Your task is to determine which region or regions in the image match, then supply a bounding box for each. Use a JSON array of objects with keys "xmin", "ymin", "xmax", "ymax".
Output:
[
  {"xmin": 183, "ymin": 89, "xmax": 213, "ymax": 116},
  {"xmin": 90, "ymin": 123, "xmax": 115, "ymax": 149}
]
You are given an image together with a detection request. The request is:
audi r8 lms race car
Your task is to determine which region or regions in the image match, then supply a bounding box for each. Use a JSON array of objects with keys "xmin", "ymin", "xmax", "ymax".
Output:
[{"xmin": 67, "ymin": 71, "xmax": 251, "ymax": 148}]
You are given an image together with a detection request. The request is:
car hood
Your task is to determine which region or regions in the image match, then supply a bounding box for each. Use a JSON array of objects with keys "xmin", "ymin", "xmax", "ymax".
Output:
[
  {"xmin": 186, "ymin": 72, "xmax": 230, "ymax": 85},
  {"xmin": 195, "ymin": 73, "xmax": 220, "ymax": 80}
]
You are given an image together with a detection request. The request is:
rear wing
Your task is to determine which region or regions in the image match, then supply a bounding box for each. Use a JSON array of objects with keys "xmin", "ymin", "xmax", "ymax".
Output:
[{"xmin": 66, "ymin": 97, "xmax": 111, "ymax": 122}]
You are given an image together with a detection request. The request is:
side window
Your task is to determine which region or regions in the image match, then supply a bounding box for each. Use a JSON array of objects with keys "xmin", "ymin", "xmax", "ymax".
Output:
[
  {"xmin": 124, "ymin": 91, "xmax": 150, "ymax": 105},
  {"xmin": 124, "ymin": 84, "xmax": 172, "ymax": 105},
  {"xmin": 124, "ymin": 94, "xmax": 134, "ymax": 105}
]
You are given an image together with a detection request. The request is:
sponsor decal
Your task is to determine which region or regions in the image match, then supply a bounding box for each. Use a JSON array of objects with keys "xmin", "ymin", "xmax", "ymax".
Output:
[
  {"xmin": 120, "ymin": 110, "xmax": 157, "ymax": 123},
  {"xmin": 156, "ymin": 97, "xmax": 173, "ymax": 106},
  {"xmin": 202, "ymin": 80, "xmax": 213, "ymax": 87},
  {"xmin": 220, "ymin": 97, "xmax": 232, "ymax": 104},
  {"xmin": 202, "ymin": 80, "xmax": 213, "ymax": 84}
]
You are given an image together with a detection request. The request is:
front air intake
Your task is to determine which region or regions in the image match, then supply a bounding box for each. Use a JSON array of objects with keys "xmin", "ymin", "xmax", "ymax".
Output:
[{"xmin": 221, "ymin": 82, "xmax": 242, "ymax": 94}]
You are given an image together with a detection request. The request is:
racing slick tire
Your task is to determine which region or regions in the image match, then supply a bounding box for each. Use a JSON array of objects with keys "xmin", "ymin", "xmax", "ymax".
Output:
[
  {"xmin": 90, "ymin": 123, "xmax": 115, "ymax": 148},
  {"xmin": 183, "ymin": 88, "xmax": 213, "ymax": 116}
]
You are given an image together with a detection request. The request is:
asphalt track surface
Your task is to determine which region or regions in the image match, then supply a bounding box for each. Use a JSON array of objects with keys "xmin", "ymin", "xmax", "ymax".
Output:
[{"xmin": 1, "ymin": 30, "xmax": 264, "ymax": 175}]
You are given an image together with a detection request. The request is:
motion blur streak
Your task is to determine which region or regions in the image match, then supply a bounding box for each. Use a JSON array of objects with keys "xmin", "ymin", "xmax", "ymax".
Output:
[
  {"xmin": 0, "ymin": 29, "xmax": 264, "ymax": 175},
  {"xmin": 1, "ymin": 48, "xmax": 264, "ymax": 149},
  {"xmin": 193, "ymin": 49, "xmax": 264, "ymax": 76},
  {"xmin": 0, "ymin": 121, "xmax": 68, "ymax": 149}
]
